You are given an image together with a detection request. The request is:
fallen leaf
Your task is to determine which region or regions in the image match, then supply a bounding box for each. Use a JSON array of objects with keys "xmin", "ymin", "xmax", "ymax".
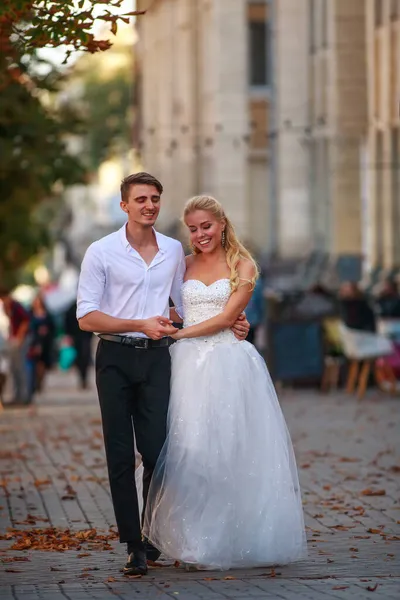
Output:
[
  {"xmin": 361, "ymin": 489, "xmax": 386, "ymax": 496},
  {"xmin": 332, "ymin": 586, "xmax": 349, "ymax": 590},
  {"xmin": 147, "ymin": 559, "xmax": 164, "ymax": 567},
  {"xmin": 34, "ymin": 479, "xmax": 51, "ymax": 488},
  {"xmin": 5, "ymin": 568, "xmax": 22, "ymax": 573},
  {"xmin": 107, "ymin": 576, "xmax": 116, "ymax": 582},
  {"xmin": 367, "ymin": 584, "xmax": 378, "ymax": 591},
  {"xmin": 389, "ymin": 466, "xmax": 400, "ymax": 473},
  {"xmin": 4, "ymin": 528, "xmax": 116, "ymax": 553},
  {"xmin": 61, "ymin": 484, "xmax": 77, "ymax": 501},
  {"xmin": 50, "ymin": 566, "xmax": 62, "ymax": 571},
  {"xmin": 368, "ymin": 528, "xmax": 383, "ymax": 534},
  {"xmin": 223, "ymin": 576, "xmax": 236, "ymax": 580}
]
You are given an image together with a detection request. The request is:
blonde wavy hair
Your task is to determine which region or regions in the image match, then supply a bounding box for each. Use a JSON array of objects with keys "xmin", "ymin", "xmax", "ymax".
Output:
[{"xmin": 183, "ymin": 195, "xmax": 259, "ymax": 292}]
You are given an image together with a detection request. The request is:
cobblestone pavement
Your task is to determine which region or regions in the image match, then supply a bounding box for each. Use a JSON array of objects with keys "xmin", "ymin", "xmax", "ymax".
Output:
[{"xmin": 0, "ymin": 370, "xmax": 399, "ymax": 599}]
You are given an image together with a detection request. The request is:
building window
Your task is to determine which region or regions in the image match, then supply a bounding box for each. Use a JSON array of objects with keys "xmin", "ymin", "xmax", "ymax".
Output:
[
  {"xmin": 248, "ymin": 2, "xmax": 269, "ymax": 87},
  {"xmin": 390, "ymin": 0, "xmax": 400, "ymax": 20},
  {"xmin": 249, "ymin": 21, "xmax": 268, "ymax": 85},
  {"xmin": 375, "ymin": 0, "xmax": 383, "ymax": 27}
]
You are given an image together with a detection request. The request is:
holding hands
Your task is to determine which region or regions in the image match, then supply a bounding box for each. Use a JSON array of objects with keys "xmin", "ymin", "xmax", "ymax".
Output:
[{"xmin": 141, "ymin": 316, "xmax": 178, "ymax": 340}]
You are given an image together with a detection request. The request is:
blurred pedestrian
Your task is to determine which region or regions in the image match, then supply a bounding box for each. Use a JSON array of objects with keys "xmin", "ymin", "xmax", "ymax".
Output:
[
  {"xmin": 338, "ymin": 281, "xmax": 376, "ymax": 332},
  {"xmin": 0, "ymin": 288, "xmax": 32, "ymax": 406},
  {"xmin": 64, "ymin": 300, "xmax": 93, "ymax": 389},
  {"xmin": 375, "ymin": 279, "xmax": 400, "ymax": 318},
  {"xmin": 245, "ymin": 275, "xmax": 264, "ymax": 346},
  {"xmin": 28, "ymin": 293, "xmax": 55, "ymax": 395}
]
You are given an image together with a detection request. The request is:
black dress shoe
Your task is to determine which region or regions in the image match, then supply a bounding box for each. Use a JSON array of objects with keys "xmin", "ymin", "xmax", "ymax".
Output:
[
  {"xmin": 123, "ymin": 550, "xmax": 147, "ymax": 576},
  {"xmin": 143, "ymin": 537, "xmax": 161, "ymax": 562}
]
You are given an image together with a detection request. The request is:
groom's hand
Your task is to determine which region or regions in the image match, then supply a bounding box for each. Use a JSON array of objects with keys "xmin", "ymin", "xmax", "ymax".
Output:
[
  {"xmin": 142, "ymin": 316, "xmax": 178, "ymax": 340},
  {"xmin": 231, "ymin": 313, "xmax": 250, "ymax": 340}
]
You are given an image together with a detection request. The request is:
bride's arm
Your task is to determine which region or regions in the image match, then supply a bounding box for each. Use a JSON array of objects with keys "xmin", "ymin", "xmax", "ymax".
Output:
[{"xmin": 173, "ymin": 261, "xmax": 255, "ymax": 340}]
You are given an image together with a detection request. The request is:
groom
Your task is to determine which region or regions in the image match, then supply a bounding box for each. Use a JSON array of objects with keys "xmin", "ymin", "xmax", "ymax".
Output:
[{"xmin": 77, "ymin": 172, "xmax": 249, "ymax": 575}]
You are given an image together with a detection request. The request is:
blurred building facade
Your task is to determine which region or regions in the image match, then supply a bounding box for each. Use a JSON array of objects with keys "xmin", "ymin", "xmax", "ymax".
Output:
[
  {"xmin": 136, "ymin": 0, "xmax": 400, "ymax": 270},
  {"xmin": 365, "ymin": 0, "xmax": 400, "ymax": 271},
  {"xmin": 135, "ymin": 0, "xmax": 270, "ymax": 249}
]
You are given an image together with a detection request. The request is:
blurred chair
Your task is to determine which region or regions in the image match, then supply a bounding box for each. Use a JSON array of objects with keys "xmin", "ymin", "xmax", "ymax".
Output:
[
  {"xmin": 320, "ymin": 318, "xmax": 344, "ymax": 393},
  {"xmin": 339, "ymin": 324, "xmax": 393, "ymax": 399}
]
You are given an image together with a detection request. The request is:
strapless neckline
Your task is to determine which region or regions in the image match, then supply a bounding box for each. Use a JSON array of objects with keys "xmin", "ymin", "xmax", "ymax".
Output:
[{"xmin": 182, "ymin": 278, "xmax": 230, "ymax": 289}]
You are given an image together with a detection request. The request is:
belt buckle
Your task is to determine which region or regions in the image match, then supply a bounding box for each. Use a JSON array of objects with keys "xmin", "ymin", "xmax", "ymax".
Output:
[{"xmin": 134, "ymin": 338, "xmax": 149, "ymax": 349}]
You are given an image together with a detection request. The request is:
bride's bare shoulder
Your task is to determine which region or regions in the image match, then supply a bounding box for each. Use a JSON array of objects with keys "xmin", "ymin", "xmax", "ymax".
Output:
[
  {"xmin": 185, "ymin": 254, "xmax": 195, "ymax": 267},
  {"xmin": 238, "ymin": 258, "xmax": 256, "ymax": 279}
]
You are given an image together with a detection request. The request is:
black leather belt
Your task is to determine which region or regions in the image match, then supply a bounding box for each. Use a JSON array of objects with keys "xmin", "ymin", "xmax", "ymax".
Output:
[{"xmin": 98, "ymin": 334, "xmax": 171, "ymax": 349}]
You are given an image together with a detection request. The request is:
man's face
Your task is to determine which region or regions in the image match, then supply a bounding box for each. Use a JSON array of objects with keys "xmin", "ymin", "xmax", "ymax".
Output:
[{"xmin": 120, "ymin": 184, "xmax": 161, "ymax": 228}]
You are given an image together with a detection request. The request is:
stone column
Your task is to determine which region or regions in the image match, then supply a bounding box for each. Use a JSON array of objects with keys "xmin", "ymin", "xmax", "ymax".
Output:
[{"xmin": 274, "ymin": 0, "xmax": 311, "ymax": 257}]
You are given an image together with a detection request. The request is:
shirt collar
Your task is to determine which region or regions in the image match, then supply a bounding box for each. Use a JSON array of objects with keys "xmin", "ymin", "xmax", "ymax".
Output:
[{"xmin": 119, "ymin": 223, "xmax": 166, "ymax": 254}]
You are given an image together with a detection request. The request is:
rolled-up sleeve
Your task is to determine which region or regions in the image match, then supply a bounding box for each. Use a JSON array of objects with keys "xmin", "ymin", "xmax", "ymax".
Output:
[
  {"xmin": 76, "ymin": 243, "xmax": 106, "ymax": 320},
  {"xmin": 170, "ymin": 244, "xmax": 186, "ymax": 318}
]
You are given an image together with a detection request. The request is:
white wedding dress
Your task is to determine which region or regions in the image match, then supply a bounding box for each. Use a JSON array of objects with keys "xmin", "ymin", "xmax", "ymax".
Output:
[{"xmin": 142, "ymin": 279, "xmax": 307, "ymax": 570}]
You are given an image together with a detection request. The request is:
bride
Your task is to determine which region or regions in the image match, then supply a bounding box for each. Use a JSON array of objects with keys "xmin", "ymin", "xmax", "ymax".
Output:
[{"xmin": 142, "ymin": 195, "xmax": 307, "ymax": 570}]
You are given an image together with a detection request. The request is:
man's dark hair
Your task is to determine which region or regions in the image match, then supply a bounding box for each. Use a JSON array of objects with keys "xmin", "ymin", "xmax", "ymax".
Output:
[{"xmin": 120, "ymin": 172, "xmax": 163, "ymax": 202}]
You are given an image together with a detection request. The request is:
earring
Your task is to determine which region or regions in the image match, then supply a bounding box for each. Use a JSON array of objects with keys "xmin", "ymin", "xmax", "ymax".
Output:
[{"xmin": 221, "ymin": 230, "xmax": 226, "ymax": 247}]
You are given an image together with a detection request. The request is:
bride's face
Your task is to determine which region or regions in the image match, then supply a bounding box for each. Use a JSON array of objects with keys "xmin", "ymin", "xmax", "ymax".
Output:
[{"xmin": 185, "ymin": 209, "xmax": 225, "ymax": 254}]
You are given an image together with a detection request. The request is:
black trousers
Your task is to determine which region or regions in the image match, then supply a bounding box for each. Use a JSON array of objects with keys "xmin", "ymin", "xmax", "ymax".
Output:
[{"xmin": 95, "ymin": 339, "xmax": 171, "ymax": 545}]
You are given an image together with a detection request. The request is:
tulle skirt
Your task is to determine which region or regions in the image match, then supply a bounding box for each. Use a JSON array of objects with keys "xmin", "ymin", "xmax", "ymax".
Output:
[{"xmin": 142, "ymin": 339, "xmax": 307, "ymax": 570}]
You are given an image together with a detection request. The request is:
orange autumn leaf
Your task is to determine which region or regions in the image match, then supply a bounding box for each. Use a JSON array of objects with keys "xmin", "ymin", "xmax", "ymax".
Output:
[
  {"xmin": 361, "ymin": 489, "xmax": 386, "ymax": 496},
  {"xmin": 34, "ymin": 479, "xmax": 51, "ymax": 487},
  {"xmin": 332, "ymin": 586, "xmax": 349, "ymax": 590},
  {"xmin": 368, "ymin": 528, "xmax": 384, "ymax": 534}
]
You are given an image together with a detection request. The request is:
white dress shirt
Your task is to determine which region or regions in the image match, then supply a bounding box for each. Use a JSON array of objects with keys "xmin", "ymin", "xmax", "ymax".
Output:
[{"xmin": 77, "ymin": 224, "xmax": 186, "ymax": 338}]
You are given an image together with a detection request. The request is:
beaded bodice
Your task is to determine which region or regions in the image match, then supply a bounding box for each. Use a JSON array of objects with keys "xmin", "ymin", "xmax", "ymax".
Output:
[{"xmin": 181, "ymin": 278, "xmax": 237, "ymax": 345}]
